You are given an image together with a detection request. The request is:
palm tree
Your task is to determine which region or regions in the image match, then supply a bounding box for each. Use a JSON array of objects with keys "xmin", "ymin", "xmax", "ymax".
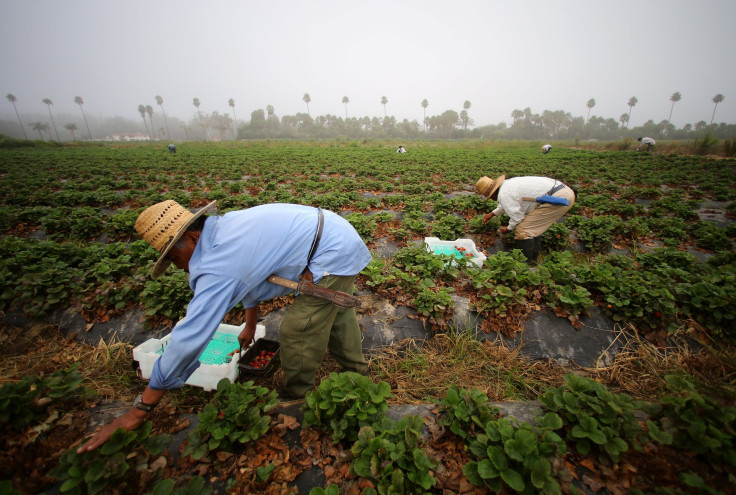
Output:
[
  {"xmin": 138, "ymin": 105, "xmax": 151, "ymax": 139},
  {"xmin": 228, "ymin": 98, "xmax": 237, "ymax": 140},
  {"xmin": 626, "ymin": 97, "xmax": 638, "ymax": 128},
  {"xmin": 42, "ymin": 98, "xmax": 60, "ymax": 141},
  {"xmin": 421, "ymin": 99, "xmax": 428, "ymax": 131},
  {"xmin": 667, "ymin": 92, "xmax": 681, "ymax": 123},
  {"xmin": 381, "ymin": 96, "xmax": 388, "ymax": 118},
  {"xmin": 155, "ymin": 95, "xmax": 171, "ymax": 140},
  {"xmin": 5, "ymin": 93, "xmax": 28, "ymax": 139},
  {"xmin": 30, "ymin": 121, "xmax": 50, "ymax": 140},
  {"xmin": 511, "ymin": 109, "xmax": 524, "ymax": 125},
  {"xmin": 64, "ymin": 123, "xmax": 78, "ymax": 140},
  {"xmin": 619, "ymin": 113, "xmax": 629, "ymax": 129},
  {"xmin": 74, "ymin": 96, "xmax": 92, "ymax": 140},
  {"xmin": 710, "ymin": 94, "xmax": 725, "ymax": 125},
  {"xmin": 193, "ymin": 98, "xmax": 208, "ymax": 140},
  {"xmin": 342, "ymin": 96, "xmax": 349, "ymax": 119},
  {"xmin": 459, "ymin": 110, "xmax": 473, "ymax": 131},
  {"xmin": 661, "ymin": 92, "xmax": 682, "ymax": 135},
  {"xmin": 586, "ymin": 98, "xmax": 596, "ymax": 123},
  {"xmin": 145, "ymin": 105, "xmax": 156, "ymax": 140},
  {"xmin": 266, "ymin": 105, "xmax": 274, "ymax": 118},
  {"xmin": 302, "ymin": 93, "xmax": 311, "ymax": 116},
  {"xmin": 462, "ymin": 100, "xmax": 471, "ymax": 130}
]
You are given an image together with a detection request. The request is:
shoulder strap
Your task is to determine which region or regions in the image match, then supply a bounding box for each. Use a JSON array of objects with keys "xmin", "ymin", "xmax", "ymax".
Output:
[{"xmin": 306, "ymin": 208, "xmax": 324, "ymax": 265}]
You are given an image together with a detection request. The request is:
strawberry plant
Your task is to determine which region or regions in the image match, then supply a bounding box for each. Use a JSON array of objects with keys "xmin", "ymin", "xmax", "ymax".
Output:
[
  {"xmin": 672, "ymin": 270, "xmax": 736, "ymax": 339},
  {"xmin": 579, "ymin": 256, "xmax": 677, "ymax": 330},
  {"xmin": 541, "ymin": 222, "xmax": 571, "ymax": 252},
  {"xmin": 345, "ymin": 212, "xmax": 377, "ymax": 242},
  {"xmin": 430, "ymin": 213, "xmax": 466, "ymax": 239},
  {"xmin": 302, "ymin": 371, "xmax": 392, "ymax": 444},
  {"xmin": 574, "ymin": 215, "xmax": 622, "ymax": 253},
  {"xmin": 401, "ymin": 214, "xmax": 429, "ymax": 235},
  {"xmin": 472, "ymin": 250, "xmax": 544, "ymax": 289},
  {"xmin": 471, "ymin": 284, "xmax": 528, "ymax": 318},
  {"xmin": 140, "ymin": 270, "xmax": 192, "ymax": 323},
  {"xmin": 393, "ymin": 245, "xmax": 464, "ymax": 281},
  {"xmin": 360, "ymin": 258, "xmax": 397, "ymax": 290},
  {"xmin": 413, "ymin": 286, "xmax": 455, "ymax": 325},
  {"xmin": 688, "ymin": 220, "xmax": 733, "ymax": 251},
  {"xmin": 434, "ymin": 385, "xmax": 499, "ymax": 441},
  {"xmin": 49, "ymin": 422, "xmax": 171, "ymax": 495},
  {"xmin": 40, "ymin": 206, "xmax": 105, "ymax": 241},
  {"xmin": 2, "ymin": 247, "xmax": 83, "ymax": 317},
  {"xmin": 146, "ymin": 476, "xmax": 212, "ymax": 495},
  {"xmin": 462, "ymin": 414, "xmax": 565, "ymax": 494},
  {"xmin": 183, "ymin": 379, "xmax": 278, "ymax": 459},
  {"xmin": 105, "ymin": 208, "xmax": 141, "ymax": 240},
  {"xmin": 350, "ymin": 415, "xmax": 437, "ymax": 494},
  {"xmin": 468, "ymin": 214, "xmax": 497, "ymax": 233},
  {"xmin": 308, "ymin": 485, "xmax": 340, "ymax": 495},
  {"xmin": 0, "ymin": 365, "xmax": 87, "ymax": 431},
  {"xmin": 644, "ymin": 374, "xmax": 736, "ymax": 468},
  {"xmin": 544, "ymin": 283, "xmax": 594, "ymax": 320},
  {"xmin": 538, "ymin": 374, "xmax": 649, "ymax": 465}
]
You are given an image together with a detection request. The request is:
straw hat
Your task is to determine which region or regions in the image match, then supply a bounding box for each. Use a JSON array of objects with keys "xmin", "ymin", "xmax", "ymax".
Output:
[
  {"xmin": 135, "ymin": 200, "xmax": 217, "ymax": 278},
  {"xmin": 475, "ymin": 175, "xmax": 505, "ymax": 200}
]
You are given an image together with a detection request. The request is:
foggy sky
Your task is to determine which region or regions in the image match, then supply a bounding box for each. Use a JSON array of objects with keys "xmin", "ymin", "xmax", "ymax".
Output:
[{"xmin": 2, "ymin": 0, "xmax": 735, "ymax": 129}]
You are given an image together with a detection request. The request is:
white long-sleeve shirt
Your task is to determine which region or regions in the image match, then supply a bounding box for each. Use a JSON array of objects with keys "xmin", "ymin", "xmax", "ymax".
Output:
[{"xmin": 491, "ymin": 176, "xmax": 558, "ymax": 231}]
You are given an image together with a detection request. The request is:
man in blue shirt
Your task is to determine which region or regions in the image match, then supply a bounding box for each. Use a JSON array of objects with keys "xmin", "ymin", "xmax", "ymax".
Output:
[{"xmin": 78, "ymin": 200, "xmax": 371, "ymax": 453}]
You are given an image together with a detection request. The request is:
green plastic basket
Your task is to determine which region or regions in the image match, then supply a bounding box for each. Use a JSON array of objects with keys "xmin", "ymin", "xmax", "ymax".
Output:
[{"xmin": 155, "ymin": 331, "xmax": 240, "ymax": 365}]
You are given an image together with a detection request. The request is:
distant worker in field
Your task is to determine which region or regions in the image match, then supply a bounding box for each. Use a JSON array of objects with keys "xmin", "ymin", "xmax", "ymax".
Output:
[
  {"xmin": 77, "ymin": 200, "xmax": 371, "ymax": 453},
  {"xmin": 636, "ymin": 137, "xmax": 655, "ymax": 152},
  {"xmin": 396, "ymin": 145, "xmax": 407, "ymax": 153},
  {"xmin": 541, "ymin": 144, "xmax": 552, "ymax": 154},
  {"xmin": 168, "ymin": 144, "xmax": 176, "ymax": 153},
  {"xmin": 476, "ymin": 175, "xmax": 576, "ymax": 261}
]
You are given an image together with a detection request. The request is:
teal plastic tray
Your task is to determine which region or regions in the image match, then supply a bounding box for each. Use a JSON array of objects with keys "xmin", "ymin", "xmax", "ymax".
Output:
[
  {"xmin": 431, "ymin": 245, "xmax": 463, "ymax": 259},
  {"xmin": 155, "ymin": 331, "xmax": 240, "ymax": 365}
]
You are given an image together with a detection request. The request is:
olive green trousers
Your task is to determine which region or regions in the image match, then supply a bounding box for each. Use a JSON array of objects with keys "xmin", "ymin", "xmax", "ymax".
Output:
[{"xmin": 279, "ymin": 274, "xmax": 367, "ymax": 397}]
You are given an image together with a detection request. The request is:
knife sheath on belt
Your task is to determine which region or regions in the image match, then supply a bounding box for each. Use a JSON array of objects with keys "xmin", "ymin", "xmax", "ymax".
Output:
[{"xmin": 267, "ymin": 275, "xmax": 362, "ymax": 308}]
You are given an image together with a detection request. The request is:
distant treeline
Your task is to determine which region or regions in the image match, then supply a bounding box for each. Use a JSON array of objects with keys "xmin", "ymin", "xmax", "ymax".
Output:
[{"xmin": 2, "ymin": 106, "xmax": 735, "ymax": 143}]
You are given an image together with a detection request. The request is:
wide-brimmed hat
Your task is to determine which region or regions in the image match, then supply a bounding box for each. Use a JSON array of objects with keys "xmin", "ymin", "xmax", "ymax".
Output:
[
  {"xmin": 135, "ymin": 200, "xmax": 217, "ymax": 278},
  {"xmin": 475, "ymin": 175, "xmax": 505, "ymax": 200}
]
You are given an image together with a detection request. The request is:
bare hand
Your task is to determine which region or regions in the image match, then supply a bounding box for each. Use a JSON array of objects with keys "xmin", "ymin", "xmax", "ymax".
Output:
[
  {"xmin": 76, "ymin": 408, "xmax": 147, "ymax": 454},
  {"xmin": 238, "ymin": 325, "xmax": 257, "ymax": 350},
  {"xmin": 498, "ymin": 226, "xmax": 509, "ymax": 235},
  {"xmin": 482, "ymin": 212, "xmax": 495, "ymax": 224}
]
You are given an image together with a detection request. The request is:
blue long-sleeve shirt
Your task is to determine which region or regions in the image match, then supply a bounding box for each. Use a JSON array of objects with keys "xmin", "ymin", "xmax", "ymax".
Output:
[{"xmin": 149, "ymin": 204, "xmax": 372, "ymax": 390}]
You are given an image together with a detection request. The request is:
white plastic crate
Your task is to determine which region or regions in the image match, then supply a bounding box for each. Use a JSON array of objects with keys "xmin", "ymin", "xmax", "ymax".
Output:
[
  {"xmin": 424, "ymin": 237, "xmax": 487, "ymax": 267},
  {"xmin": 133, "ymin": 320, "xmax": 266, "ymax": 391}
]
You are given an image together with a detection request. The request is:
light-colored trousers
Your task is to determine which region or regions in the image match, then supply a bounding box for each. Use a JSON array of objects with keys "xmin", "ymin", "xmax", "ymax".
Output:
[{"xmin": 514, "ymin": 186, "xmax": 576, "ymax": 239}]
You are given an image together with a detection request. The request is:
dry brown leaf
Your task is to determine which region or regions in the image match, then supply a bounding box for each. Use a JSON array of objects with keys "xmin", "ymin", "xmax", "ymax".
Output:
[
  {"xmin": 278, "ymin": 414, "xmax": 299, "ymax": 430},
  {"xmin": 582, "ymin": 473, "xmax": 605, "ymax": 492},
  {"xmin": 579, "ymin": 458, "xmax": 596, "ymax": 472},
  {"xmin": 150, "ymin": 456, "xmax": 167, "ymax": 470}
]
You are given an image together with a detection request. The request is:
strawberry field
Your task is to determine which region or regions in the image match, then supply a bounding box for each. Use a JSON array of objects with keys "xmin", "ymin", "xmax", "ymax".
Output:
[{"xmin": 1, "ymin": 140, "xmax": 735, "ymax": 494}]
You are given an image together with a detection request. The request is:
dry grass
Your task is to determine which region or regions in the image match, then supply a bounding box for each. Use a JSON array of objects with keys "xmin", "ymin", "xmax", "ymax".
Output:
[
  {"xmin": 365, "ymin": 331, "xmax": 567, "ymax": 404},
  {"xmin": 0, "ymin": 322, "xmax": 140, "ymax": 401},
  {"xmin": 591, "ymin": 324, "xmax": 736, "ymax": 403}
]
